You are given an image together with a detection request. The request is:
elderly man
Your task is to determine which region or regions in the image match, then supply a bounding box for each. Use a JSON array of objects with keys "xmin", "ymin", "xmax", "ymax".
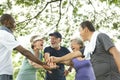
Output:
[{"xmin": 44, "ymin": 32, "xmax": 70, "ymax": 80}]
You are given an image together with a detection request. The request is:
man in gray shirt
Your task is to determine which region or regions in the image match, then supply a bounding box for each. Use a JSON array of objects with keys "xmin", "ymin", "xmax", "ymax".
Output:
[{"xmin": 53, "ymin": 21, "xmax": 120, "ymax": 80}]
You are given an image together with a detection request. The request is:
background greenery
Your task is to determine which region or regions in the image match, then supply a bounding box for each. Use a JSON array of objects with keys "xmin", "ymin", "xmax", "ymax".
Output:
[{"xmin": 0, "ymin": 0, "xmax": 120, "ymax": 80}]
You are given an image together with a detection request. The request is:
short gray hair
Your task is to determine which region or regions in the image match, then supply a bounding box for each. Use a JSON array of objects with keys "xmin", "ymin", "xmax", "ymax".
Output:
[{"xmin": 71, "ymin": 38, "xmax": 84, "ymax": 48}]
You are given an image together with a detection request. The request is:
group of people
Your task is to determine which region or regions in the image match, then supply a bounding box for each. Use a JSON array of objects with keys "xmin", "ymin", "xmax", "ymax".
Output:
[{"xmin": 0, "ymin": 13, "xmax": 120, "ymax": 80}]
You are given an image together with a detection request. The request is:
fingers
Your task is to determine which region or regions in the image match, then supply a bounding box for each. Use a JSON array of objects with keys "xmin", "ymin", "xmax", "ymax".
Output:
[
  {"xmin": 43, "ymin": 54, "xmax": 60, "ymax": 71},
  {"xmin": 52, "ymin": 56, "xmax": 60, "ymax": 63},
  {"xmin": 44, "ymin": 53, "xmax": 50, "ymax": 62},
  {"xmin": 46, "ymin": 56, "xmax": 59, "ymax": 69},
  {"xmin": 64, "ymin": 70, "xmax": 69, "ymax": 76}
]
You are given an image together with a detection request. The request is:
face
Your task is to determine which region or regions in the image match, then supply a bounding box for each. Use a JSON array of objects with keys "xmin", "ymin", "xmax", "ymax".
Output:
[
  {"xmin": 79, "ymin": 27, "xmax": 88, "ymax": 41},
  {"xmin": 6, "ymin": 17, "xmax": 16, "ymax": 31},
  {"xmin": 33, "ymin": 39, "xmax": 44, "ymax": 50},
  {"xmin": 50, "ymin": 36, "xmax": 61, "ymax": 48},
  {"xmin": 71, "ymin": 40, "xmax": 81, "ymax": 52}
]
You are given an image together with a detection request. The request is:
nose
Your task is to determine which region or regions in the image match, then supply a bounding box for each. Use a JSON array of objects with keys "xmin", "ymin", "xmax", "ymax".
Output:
[{"xmin": 79, "ymin": 32, "xmax": 82, "ymax": 36}]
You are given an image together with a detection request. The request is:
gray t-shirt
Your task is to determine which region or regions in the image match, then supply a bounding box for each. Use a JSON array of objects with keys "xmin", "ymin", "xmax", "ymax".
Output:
[{"xmin": 90, "ymin": 33, "xmax": 120, "ymax": 80}]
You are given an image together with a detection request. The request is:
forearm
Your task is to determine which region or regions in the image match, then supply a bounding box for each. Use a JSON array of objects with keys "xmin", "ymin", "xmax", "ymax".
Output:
[
  {"xmin": 15, "ymin": 45, "xmax": 45, "ymax": 65},
  {"xmin": 110, "ymin": 47, "xmax": 120, "ymax": 72},
  {"xmin": 55, "ymin": 51, "xmax": 82, "ymax": 63},
  {"xmin": 61, "ymin": 60, "xmax": 72, "ymax": 66},
  {"xmin": 28, "ymin": 60, "xmax": 43, "ymax": 68},
  {"xmin": 32, "ymin": 62, "xmax": 43, "ymax": 68},
  {"xmin": 44, "ymin": 53, "xmax": 50, "ymax": 62}
]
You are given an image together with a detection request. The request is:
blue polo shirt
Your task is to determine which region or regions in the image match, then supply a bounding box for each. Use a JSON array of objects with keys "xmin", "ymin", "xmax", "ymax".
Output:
[{"xmin": 44, "ymin": 46, "xmax": 70, "ymax": 80}]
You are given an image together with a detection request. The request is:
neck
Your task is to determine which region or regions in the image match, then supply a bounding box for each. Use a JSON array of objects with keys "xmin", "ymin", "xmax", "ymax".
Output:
[
  {"xmin": 0, "ymin": 26, "xmax": 13, "ymax": 34},
  {"xmin": 88, "ymin": 31, "xmax": 94, "ymax": 41},
  {"xmin": 33, "ymin": 48, "xmax": 40, "ymax": 58},
  {"xmin": 54, "ymin": 46, "xmax": 61, "ymax": 50}
]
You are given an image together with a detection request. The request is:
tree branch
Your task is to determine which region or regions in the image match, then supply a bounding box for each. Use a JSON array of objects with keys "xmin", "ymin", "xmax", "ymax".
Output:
[
  {"xmin": 88, "ymin": 0, "xmax": 97, "ymax": 22},
  {"xmin": 17, "ymin": 0, "xmax": 60, "ymax": 25},
  {"xmin": 69, "ymin": 0, "xmax": 75, "ymax": 8},
  {"xmin": 55, "ymin": 0, "xmax": 62, "ymax": 30}
]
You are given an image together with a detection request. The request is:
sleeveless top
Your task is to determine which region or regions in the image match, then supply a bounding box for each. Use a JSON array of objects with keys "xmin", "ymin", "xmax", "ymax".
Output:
[{"xmin": 16, "ymin": 50, "xmax": 43, "ymax": 80}]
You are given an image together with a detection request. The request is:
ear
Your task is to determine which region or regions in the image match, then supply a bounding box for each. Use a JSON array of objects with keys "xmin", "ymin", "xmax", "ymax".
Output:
[{"xmin": 58, "ymin": 38, "xmax": 62, "ymax": 42}]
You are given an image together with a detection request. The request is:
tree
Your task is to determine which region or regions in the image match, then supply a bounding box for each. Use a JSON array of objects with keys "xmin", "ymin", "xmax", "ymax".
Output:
[{"xmin": 0, "ymin": 0, "xmax": 120, "ymax": 80}]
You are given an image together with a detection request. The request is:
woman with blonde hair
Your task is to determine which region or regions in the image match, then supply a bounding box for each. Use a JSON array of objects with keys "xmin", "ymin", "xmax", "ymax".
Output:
[{"xmin": 16, "ymin": 35, "xmax": 44, "ymax": 80}]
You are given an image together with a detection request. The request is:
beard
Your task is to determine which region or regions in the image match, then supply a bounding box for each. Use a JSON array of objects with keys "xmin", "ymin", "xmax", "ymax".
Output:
[{"xmin": 51, "ymin": 43, "xmax": 60, "ymax": 49}]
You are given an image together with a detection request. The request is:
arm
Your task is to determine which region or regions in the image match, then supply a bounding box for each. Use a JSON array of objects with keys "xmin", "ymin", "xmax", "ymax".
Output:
[
  {"xmin": 28, "ymin": 60, "xmax": 43, "ymax": 68},
  {"xmin": 15, "ymin": 45, "xmax": 55, "ymax": 70},
  {"xmin": 61, "ymin": 60, "xmax": 72, "ymax": 66},
  {"xmin": 15, "ymin": 45, "xmax": 45, "ymax": 65},
  {"xmin": 63, "ymin": 61, "xmax": 73, "ymax": 76},
  {"xmin": 109, "ymin": 47, "xmax": 120, "ymax": 72},
  {"xmin": 28, "ymin": 48, "xmax": 43, "ymax": 68},
  {"xmin": 53, "ymin": 51, "xmax": 82, "ymax": 63},
  {"xmin": 44, "ymin": 52, "xmax": 50, "ymax": 62},
  {"xmin": 64, "ymin": 66, "xmax": 73, "ymax": 76}
]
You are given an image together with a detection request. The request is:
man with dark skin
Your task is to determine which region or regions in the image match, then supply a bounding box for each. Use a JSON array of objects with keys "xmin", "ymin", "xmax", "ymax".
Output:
[{"xmin": 0, "ymin": 14, "xmax": 51, "ymax": 80}]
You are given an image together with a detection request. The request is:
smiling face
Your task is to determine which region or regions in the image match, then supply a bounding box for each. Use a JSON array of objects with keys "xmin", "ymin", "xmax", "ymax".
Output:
[
  {"xmin": 33, "ymin": 39, "xmax": 44, "ymax": 50},
  {"xmin": 71, "ymin": 39, "xmax": 83, "ymax": 52},
  {"xmin": 50, "ymin": 36, "xmax": 61, "ymax": 48},
  {"xmin": 79, "ymin": 21, "xmax": 95, "ymax": 42},
  {"xmin": 79, "ymin": 27, "xmax": 89, "ymax": 42},
  {"xmin": 71, "ymin": 41, "xmax": 80, "ymax": 52}
]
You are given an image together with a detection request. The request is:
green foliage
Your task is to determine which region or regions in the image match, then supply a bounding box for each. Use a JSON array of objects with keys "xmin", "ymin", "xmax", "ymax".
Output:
[
  {"xmin": 37, "ymin": 69, "xmax": 46, "ymax": 80},
  {"xmin": 0, "ymin": 5, "xmax": 5, "ymax": 15},
  {"xmin": 63, "ymin": 1, "xmax": 67, "ymax": 6},
  {"xmin": 112, "ymin": 22, "xmax": 120, "ymax": 29},
  {"xmin": 15, "ymin": 0, "xmax": 41, "ymax": 6},
  {"xmin": 7, "ymin": 0, "xmax": 12, "ymax": 9},
  {"xmin": 100, "ymin": 0, "xmax": 120, "ymax": 6},
  {"xmin": 1, "ymin": 0, "xmax": 120, "ymax": 80},
  {"xmin": 73, "ymin": 7, "xmax": 78, "ymax": 16}
]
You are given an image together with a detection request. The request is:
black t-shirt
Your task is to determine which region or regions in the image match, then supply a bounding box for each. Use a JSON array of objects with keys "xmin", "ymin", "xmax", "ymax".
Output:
[{"xmin": 44, "ymin": 46, "xmax": 70, "ymax": 80}]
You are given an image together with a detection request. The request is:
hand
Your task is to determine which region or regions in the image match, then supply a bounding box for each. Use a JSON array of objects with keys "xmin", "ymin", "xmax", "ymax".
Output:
[
  {"xmin": 44, "ymin": 53, "xmax": 50, "ymax": 64},
  {"xmin": 52, "ymin": 56, "xmax": 61, "ymax": 63},
  {"xmin": 42, "ymin": 62, "xmax": 59, "ymax": 71},
  {"xmin": 64, "ymin": 70, "xmax": 69, "ymax": 76},
  {"xmin": 42, "ymin": 64, "xmax": 52, "ymax": 70},
  {"xmin": 48, "ymin": 56, "xmax": 59, "ymax": 69}
]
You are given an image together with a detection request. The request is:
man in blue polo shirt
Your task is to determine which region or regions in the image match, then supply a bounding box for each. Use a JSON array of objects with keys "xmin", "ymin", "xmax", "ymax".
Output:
[{"xmin": 44, "ymin": 32, "xmax": 70, "ymax": 80}]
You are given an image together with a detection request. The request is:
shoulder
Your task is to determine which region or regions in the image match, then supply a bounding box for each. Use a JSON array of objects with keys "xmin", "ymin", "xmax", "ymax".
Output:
[
  {"xmin": 97, "ymin": 32, "xmax": 111, "ymax": 41},
  {"xmin": 44, "ymin": 46, "xmax": 52, "ymax": 52},
  {"xmin": 61, "ymin": 46, "xmax": 69, "ymax": 50},
  {"xmin": 61, "ymin": 46, "xmax": 68, "ymax": 49},
  {"xmin": 0, "ymin": 30, "xmax": 14, "ymax": 40},
  {"xmin": 60, "ymin": 46, "xmax": 70, "ymax": 53},
  {"xmin": 44, "ymin": 46, "xmax": 51, "ymax": 49},
  {"xmin": 0, "ymin": 30, "xmax": 12, "ymax": 36},
  {"xmin": 98, "ymin": 33, "xmax": 109, "ymax": 38},
  {"xmin": 97, "ymin": 32, "xmax": 112, "ymax": 41}
]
